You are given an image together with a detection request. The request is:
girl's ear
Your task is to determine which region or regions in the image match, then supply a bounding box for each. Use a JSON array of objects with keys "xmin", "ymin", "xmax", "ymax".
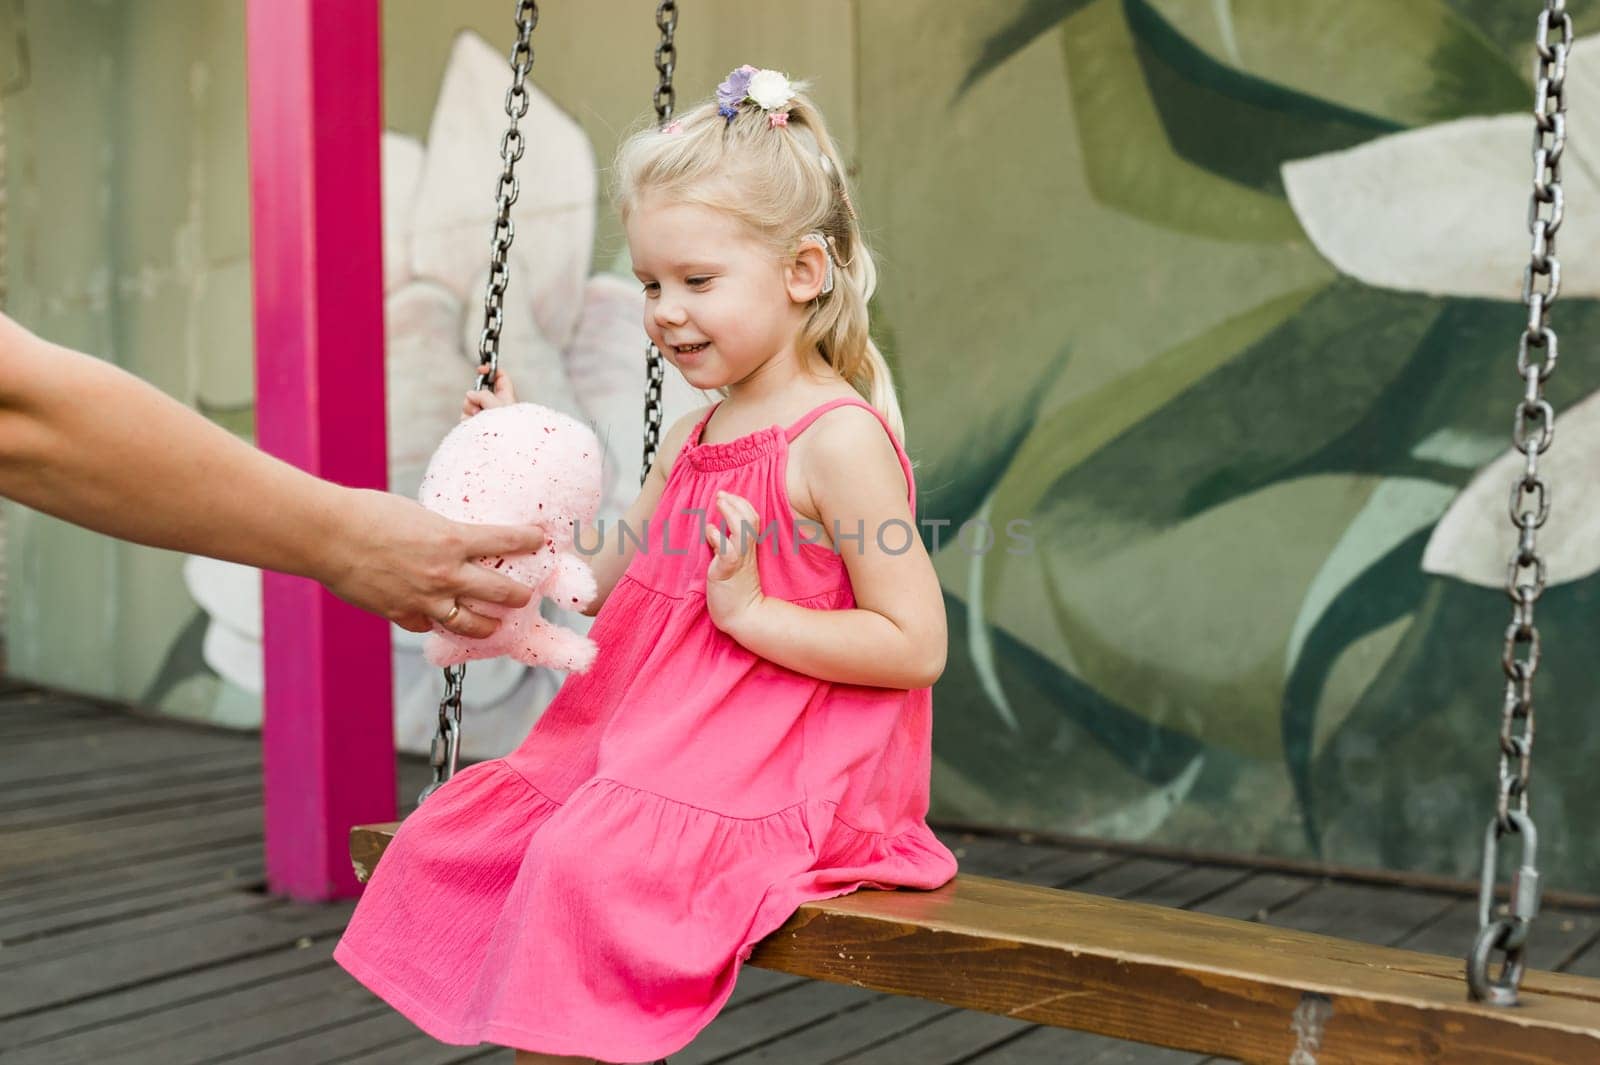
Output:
[{"xmin": 785, "ymin": 238, "xmax": 830, "ymax": 304}]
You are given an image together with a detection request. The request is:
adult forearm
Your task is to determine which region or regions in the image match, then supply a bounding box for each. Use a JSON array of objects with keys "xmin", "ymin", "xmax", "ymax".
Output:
[
  {"xmin": 722, "ymin": 596, "xmax": 944, "ymax": 690},
  {"xmin": 0, "ymin": 330, "xmax": 352, "ymax": 585}
]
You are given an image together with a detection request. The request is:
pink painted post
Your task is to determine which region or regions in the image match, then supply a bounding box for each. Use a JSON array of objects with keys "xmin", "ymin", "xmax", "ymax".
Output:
[{"xmin": 245, "ymin": 0, "xmax": 394, "ymax": 901}]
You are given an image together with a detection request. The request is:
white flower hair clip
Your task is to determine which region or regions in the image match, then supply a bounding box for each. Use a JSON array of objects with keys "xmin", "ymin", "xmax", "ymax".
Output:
[{"xmin": 716, "ymin": 64, "xmax": 797, "ymax": 129}]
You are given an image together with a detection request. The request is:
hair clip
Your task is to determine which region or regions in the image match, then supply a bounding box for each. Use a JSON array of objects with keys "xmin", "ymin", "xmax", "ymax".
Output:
[{"xmin": 716, "ymin": 64, "xmax": 797, "ymax": 125}]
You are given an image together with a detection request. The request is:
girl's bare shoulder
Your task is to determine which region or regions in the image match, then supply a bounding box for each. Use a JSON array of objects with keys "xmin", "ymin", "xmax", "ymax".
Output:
[
  {"xmin": 793, "ymin": 400, "xmax": 907, "ymax": 517},
  {"xmin": 654, "ymin": 403, "xmax": 718, "ymax": 482}
]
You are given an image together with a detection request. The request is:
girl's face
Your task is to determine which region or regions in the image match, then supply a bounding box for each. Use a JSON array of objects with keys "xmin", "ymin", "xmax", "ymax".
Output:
[{"xmin": 626, "ymin": 195, "xmax": 815, "ymax": 391}]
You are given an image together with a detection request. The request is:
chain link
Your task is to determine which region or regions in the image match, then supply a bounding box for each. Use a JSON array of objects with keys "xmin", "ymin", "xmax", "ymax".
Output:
[
  {"xmin": 1467, "ymin": 0, "xmax": 1571, "ymax": 1006},
  {"xmin": 641, "ymin": 1, "xmax": 678, "ymax": 484},
  {"xmin": 421, "ymin": 0, "xmax": 539, "ymax": 805}
]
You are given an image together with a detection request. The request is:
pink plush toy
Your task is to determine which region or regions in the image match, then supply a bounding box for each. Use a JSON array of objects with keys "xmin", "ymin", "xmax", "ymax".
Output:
[{"xmin": 419, "ymin": 402, "xmax": 604, "ymax": 673}]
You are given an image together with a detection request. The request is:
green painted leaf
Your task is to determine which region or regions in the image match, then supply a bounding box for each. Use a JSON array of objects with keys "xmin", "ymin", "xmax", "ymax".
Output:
[
  {"xmin": 1035, "ymin": 279, "xmax": 1441, "ymax": 555},
  {"xmin": 1280, "ymin": 525, "xmax": 1431, "ymax": 850},
  {"xmin": 985, "ymin": 282, "xmax": 1324, "ymax": 563},
  {"xmin": 1146, "ymin": 0, "xmax": 1527, "ymax": 127},
  {"xmin": 1061, "ymin": 0, "xmax": 1303, "ymax": 242},
  {"xmin": 956, "ymin": 0, "xmax": 1100, "ymax": 100},
  {"xmin": 1006, "ymin": 288, "xmax": 1600, "ymax": 563},
  {"xmin": 1127, "ymin": 0, "xmax": 1401, "ymax": 194},
  {"xmin": 1282, "ymin": 297, "xmax": 1600, "ymax": 488},
  {"xmin": 1310, "ymin": 574, "xmax": 1600, "ymax": 891},
  {"xmin": 1441, "ymin": 0, "xmax": 1600, "ymax": 65},
  {"xmin": 920, "ymin": 345, "xmax": 1069, "ymax": 551},
  {"xmin": 934, "ymin": 588, "xmax": 1221, "ymax": 833}
]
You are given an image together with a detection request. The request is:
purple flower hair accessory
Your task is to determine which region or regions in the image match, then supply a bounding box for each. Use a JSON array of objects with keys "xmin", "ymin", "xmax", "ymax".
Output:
[
  {"xmin": 715, "ymin": 64, "xmax": 758, "ymax": 117},
  {"xmin": 715, "ymin": 64, "xmax": 797, "ymax": 125}
]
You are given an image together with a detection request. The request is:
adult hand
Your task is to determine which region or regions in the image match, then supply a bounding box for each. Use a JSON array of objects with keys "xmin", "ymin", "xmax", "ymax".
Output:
[{"xmin": 323, "ymin": 488, "xmax": 546, "ymax": 637}]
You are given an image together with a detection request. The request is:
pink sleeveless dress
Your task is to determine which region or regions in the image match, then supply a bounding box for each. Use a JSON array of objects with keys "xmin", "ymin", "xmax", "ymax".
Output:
[{"xmin": 334, "ymin": 396, "xmax": 958, "ymax": 1062}]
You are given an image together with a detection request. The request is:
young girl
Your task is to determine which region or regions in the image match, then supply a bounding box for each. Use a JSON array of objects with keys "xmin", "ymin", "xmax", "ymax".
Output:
[{"xmin": 334, "ymin": 66, "xmax": 957, "ymax": 1065}]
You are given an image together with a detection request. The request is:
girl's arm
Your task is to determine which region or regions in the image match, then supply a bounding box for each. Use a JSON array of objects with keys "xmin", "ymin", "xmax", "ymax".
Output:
[
  {"xmin": 707, "ymin": 406, "xmax": 947, "ymax": 689},
  {"xmin": 581, "ymin": 404, "xmax": 709, "ymax": 616}
]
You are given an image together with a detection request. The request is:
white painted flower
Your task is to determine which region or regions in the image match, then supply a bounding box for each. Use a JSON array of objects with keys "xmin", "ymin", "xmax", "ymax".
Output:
[
  {"xmin": 1419, "ymin": 392, "xmax": 1600, "ymax": 590},
  {"xmin": 746, "ymin": 69, "xmax": 795, "ymax": 111},
  {"xmin": 1281, "ymin": 35, "xmax": 1600, "ymax": 300},
  {"xmin": 182, "ymin": 31, "xmax": 703, "ymax": 757},
  {"xmin": 1280, "ymin": 34, "xmax": 1600, "ymax": 592}
]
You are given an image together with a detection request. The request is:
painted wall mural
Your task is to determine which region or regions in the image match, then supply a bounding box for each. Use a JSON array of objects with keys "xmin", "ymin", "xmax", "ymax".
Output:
[
  {"xmin": 860, "ymin": 0, "xmax": 1600, "ymax": 891},
  {"xmin": 5, "ymin": 1, "xmax": 1598, "ymax": 892}
]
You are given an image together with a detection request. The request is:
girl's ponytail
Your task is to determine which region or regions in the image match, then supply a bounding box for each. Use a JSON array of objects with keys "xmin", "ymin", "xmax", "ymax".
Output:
[{"xmin": 787, "ymin": 99, "xmax": 906, "ymax": 444}]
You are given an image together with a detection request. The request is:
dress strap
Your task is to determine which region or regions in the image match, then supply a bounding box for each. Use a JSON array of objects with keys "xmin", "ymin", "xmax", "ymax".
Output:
[
  {"xmin": 784, "ymin": 397, "xmax": 916, "ymax": 518},
  {"xmin": 689, "ymin": 401, "xmax": 724, "ymax": 447},
  {"xmin": 783, "ymin": 397, "xmax": 875, "ymax": 442}
]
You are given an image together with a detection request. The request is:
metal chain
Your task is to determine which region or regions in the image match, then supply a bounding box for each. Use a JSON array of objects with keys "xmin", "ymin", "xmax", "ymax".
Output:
[
  {"xmin": 421, "ymin": 0, "xmax": 539, "ymax": 805},
  {"xmin": 1467, "ymin": 0, "xmax": 1570, "ymax": 1006},
  {"xmin": 641, "ymin": 1, "xmax": 678, "ymax": 484}
]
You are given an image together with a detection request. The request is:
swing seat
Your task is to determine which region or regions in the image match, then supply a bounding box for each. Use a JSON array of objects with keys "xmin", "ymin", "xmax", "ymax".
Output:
[{"xmin": 349, "ymin": 821, "xmax": 1600, "ymax": 1064}]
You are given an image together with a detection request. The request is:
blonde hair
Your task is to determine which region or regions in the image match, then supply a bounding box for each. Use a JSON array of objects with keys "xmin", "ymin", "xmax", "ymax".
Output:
[{"xmin": 610, "ymin": 78, "xmax": 906, "ymax": 443}]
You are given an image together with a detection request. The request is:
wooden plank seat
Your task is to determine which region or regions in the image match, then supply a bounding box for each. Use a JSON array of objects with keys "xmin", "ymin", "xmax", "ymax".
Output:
[{"xmin": 350, "ymin": 822, "xmax": 1600, "ymax": 1065}]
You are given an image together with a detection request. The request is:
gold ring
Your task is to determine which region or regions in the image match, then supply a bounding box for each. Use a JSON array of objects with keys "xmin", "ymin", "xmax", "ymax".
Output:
[{"xmin": 442, "ymin": 603, "xmax": 461, "ymax": 626}]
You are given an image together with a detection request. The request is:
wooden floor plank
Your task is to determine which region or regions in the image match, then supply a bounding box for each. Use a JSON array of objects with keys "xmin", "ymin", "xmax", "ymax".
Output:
[
  {"xmin": 946, "ymin": 833, "xmax": 1078, "ymax": 880},
  {"xmin": 21, "ymin": 953, "xmax": 345, "ymax": 1065},
  {"xmin": 712, "ymin": 990, "xmax": 947, "ymax": 1064},
  {"xmin": 0, "ymin": 892, "xmax": 278, "ymax": 971},
  {"xmin": 725, "ymin": 962, "xmax": 807, "ymax": 1008},
  {"xmin": 0, "ymin": 750, "xmax": 260, "ymax": 812},
  {"xmin": 1, "ymin": 776, "xmax": 262, "ymax": 835},
  {"xmin": 327, "ymin": 1039, "xmax": 512, "ymax": 1065},
  {"xmin": 1567, "ymin": 942, "xmax": 1600, "ymax": 979},
  {"xmin": 0, "ymin": 689, "xmax": 113, "ymax": 715},
  {"xmin": 674, "ymin": 978, "xmax": 883, "ymax": 1065},
  {"xmin": 1390, "ymin": 896, "xmax": 1600, "ymax": 973},
  {"xmin": 100, "ymin": 973, "xmax": 388, "ymax": 1065},
  {"xmin": 0, "ymin": 937, "xmax": 338, "ymax": 1051},
  {"xmin": 0, "ymin": 831, "xmax": 261, "ymax": 910},
  {"xmin": 828, "ymin": 1007, "xmax": 1032, "ymax": 1065},
  {"xmin": 1263, "ymin": 880, "xmax": 1458, "ymax": 946},
  {"xmin": 972, "ymin": 1025, "xmax": 1205, "ymax": 1065},
  {"xmin": 0, "ymin": 715, "xmax": 138, "ymax": 744},
  {"xmin": 1191, "ymin": 873, "xmax": 1318, "ymax": 922},
  {"xmin": 0, "ymin": 709, "xmax": 156, "ymax": 740},
  {"xmin": 0, "ymin": 794, "xmax": 264, "ymax": 886},
  {"xmin": 0, "ymin": 847, "xmax": 263, "ymax": 945},
  {"xmin": 6, "ymin": 730, "xmax": 255, "ymax": 786},
  {"xmin": 228, "ymin": 1009, "xmax": 499, "ymax": 1065},
  {"xmin": 0, "ymin": 898, "xmax": 354, "ymax": 1018},
  {"xmin": 1011, "ymin": 846, "xmax": 1123, "ymax": 888},
  {"xmin": 0, "ymin": 756, "xmax": 261, "ymax": 827}
]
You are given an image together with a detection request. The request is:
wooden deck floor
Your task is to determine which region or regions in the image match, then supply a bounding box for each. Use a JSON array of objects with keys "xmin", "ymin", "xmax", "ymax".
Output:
[{"xmin": 4, "ymin": 683, "xmax": 1599, "ymax": 1065}]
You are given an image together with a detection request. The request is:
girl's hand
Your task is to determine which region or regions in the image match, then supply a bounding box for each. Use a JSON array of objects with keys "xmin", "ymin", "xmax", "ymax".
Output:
[
  {"xmin": 704, "ymin": 490, "xmax": 765, "ymax": 633},
  {"xmin": 461, "ymin": 363, "xmax": 518, "ymax": 419}
]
